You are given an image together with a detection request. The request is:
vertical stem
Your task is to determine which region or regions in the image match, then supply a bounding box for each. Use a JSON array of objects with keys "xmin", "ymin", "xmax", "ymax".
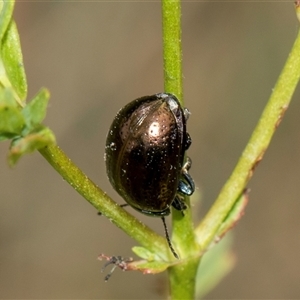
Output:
[
  {"xmin": 162, "ymin": 0, "xmax": 183, "ymax": 101},
  {"xmin": 162, "ymin": 1, "xmax": 200, "ymax": 299}
]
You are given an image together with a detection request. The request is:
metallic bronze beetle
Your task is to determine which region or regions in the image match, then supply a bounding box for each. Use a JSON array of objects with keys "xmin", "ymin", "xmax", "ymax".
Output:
[{"xmin": 105, "ymin": 93, "xmax": 194, "ymax": 258}]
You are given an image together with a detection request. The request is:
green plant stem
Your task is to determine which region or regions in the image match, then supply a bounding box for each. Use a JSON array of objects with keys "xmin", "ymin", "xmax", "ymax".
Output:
[
  {"xmin": 162, "ymin": 0, "xmax": 197, "ymax": 256},
  {"xmin": 162, "ymin": 0, "xmax": 200, "ymax": 299},
  {"xmin": 162, "ymin": 0, "xmax": 183, "ymax": 101},
  {"xmin": 169, "ymin": 256, "xmax": 200, "ymax": 300},
  {"xmin": 39, "ymin": 145, "xmax": 170, "ymax": 259},
  {"xmin": 195, "ymin": 27, "xmax": 300, "ymax": 250}
]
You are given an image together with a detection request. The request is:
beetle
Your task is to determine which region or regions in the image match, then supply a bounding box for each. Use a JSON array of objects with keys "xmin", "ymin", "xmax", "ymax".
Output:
[{"xmin": 105, "ymin": 93, "xmax": 195, "ymax": 258}]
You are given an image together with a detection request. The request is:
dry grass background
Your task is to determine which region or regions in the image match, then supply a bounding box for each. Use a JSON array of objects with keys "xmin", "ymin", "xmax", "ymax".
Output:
[{"xmin": 1, "ymin": 2, "xmax": 300, "ymax": 299}]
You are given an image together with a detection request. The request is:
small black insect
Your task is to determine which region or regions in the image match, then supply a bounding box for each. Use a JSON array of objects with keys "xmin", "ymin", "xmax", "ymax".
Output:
[{"xmin": 105, "ymin": 93, "xmax": 194, "ymax": 258}]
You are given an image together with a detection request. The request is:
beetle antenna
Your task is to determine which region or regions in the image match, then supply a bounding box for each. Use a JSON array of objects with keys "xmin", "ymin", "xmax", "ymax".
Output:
[{"xmin": 161, "ymin": 217, "xmax": 179, "ymax": 259}]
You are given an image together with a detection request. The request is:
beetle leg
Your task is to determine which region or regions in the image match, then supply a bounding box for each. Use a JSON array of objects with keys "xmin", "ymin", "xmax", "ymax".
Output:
[
  {"xmin": 178, "ymin": 179, "xmax": 193, "ymax": 196},
  {"xmin": 178, "ymin": 157, "xmax": 195, "ymax": 196},
  {"xmin": 172, "ymin": 195, "xmax": 187, "ymax": 213}
]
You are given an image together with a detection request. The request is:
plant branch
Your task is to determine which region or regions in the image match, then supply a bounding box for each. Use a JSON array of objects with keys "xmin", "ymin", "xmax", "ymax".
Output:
[
  {"xmin": 195, "ymin": 26, "xmax": 300, "ymax": 250},
  {"xmin": 39, "ymin": 145, "xmax": 170, "ymax": 259}
]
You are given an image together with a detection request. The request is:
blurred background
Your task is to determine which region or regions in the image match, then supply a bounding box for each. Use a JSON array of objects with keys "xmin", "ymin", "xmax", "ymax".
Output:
[{"xmin": 1, "ymin": 2, "xmax": 300, "ymax": 299}]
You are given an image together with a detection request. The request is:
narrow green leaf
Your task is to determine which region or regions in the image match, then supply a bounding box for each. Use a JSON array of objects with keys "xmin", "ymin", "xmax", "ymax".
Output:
[
  {"xmin": 215, "ymin": 189, "xmax": 249, "ymax": 240},
  {"xmin": 195, "ymin": 189, "xmax": 249, "ymax": 247},
  {"xmin": 132, "ymin": 246, "xmax": 156, "ymax": 260},
  {"xmin": 22, "ymin": 88, "xmax": 50, "ymax": 133},
  {"xmin": 0, "ymin": 0, "xmax": 14, "ymax": 43},
  {"xmin": 128, "ymin": 258, "xmax": 170, "ymax": 274},
  {"xmin": 1, "ymin": 20, "xmax": 27, "ymax": 103},
  {"xmin": 8, "ymin": 126, "xmax": 56, "ymax": 166}
]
